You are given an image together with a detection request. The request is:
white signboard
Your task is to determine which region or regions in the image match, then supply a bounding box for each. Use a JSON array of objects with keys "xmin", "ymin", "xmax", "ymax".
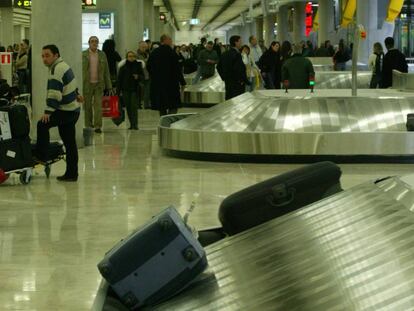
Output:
[
  {"xmin": 82, "ymin": 12, "xmax": 115, "ymax": 50},
  {"xmin": 0, "ymin": 111, "xmax": 11, "ymax": 141}
]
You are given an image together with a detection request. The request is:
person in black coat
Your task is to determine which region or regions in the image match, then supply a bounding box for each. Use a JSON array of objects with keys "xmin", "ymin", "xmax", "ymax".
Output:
[
  {"xmin": 217, "ymin": 35, "xmax": 250, "ymax": 100},
  {"xmin": 382, "ymin": 37, "xmax": 408, "ymax": 88},
  {"xmin": 258, "ymin": 41, "xmax": 281, "ymax": 89},
  {"xmin": 147, "ymin": 34, "xmax": 186, "ymax": 116},
  {"xmin": 117, "ymin": 51, "xmax": 144, "ymax": 129},
  {"xmin": 103, "ymin": 39, "xmax": 122, "ymax": 84}
]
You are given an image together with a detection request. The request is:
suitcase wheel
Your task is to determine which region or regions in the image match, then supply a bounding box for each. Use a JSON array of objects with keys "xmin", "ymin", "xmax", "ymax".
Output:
[
  {"xmin": 158, "ymin": 218, "xmax": 173, "ymax": 231},
  {"xmin": 20, "ymin": 171, "xmax": 31, "ymax": 185},
  {"xmin": 122, "ymin": 292, "xmax": 139, "ymax": 308},
  {"xmin": 182, "ymin": 246, "xmax": 196, "ymax": 262},
  {"xmin": 99, "ymin": 263, "xmax": 111, "ymax": 277}
]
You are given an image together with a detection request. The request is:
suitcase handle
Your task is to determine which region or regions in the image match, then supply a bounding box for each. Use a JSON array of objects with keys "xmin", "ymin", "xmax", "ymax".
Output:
[{"xmin": 267, "ymin": 185, "xmax": 296, "ymax": 208}]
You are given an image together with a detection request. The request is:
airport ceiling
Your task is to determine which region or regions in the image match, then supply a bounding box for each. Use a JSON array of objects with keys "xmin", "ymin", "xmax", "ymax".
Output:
[{"xmin": 153, "ymin": 0, "xmax": 303, "ymax": 32}]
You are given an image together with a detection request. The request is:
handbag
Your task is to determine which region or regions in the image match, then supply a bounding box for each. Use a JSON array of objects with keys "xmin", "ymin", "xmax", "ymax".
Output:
[{"xmin": 102, "ymin": 91, "xmax": 120, "ymax": 118}]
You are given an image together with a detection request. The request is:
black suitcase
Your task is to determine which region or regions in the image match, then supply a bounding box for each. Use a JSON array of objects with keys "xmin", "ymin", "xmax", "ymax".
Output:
[
  {"xmin": 31, "ymin": 142, "xmax": 65, "ymax": 160},
  {"xmin": 407, "ymin": 114, "xmax": 414, "ymax": 131},
  {"xmin": 0, "ymin": 137, "xmax": 33, "ymax": 172},
  {"xmin": 0, "ymin": 104, "xmax": 30, "ymax": 139},
  {"xmin": 218, "ymin": 161, "xmax": 342, "ymax": 235}
]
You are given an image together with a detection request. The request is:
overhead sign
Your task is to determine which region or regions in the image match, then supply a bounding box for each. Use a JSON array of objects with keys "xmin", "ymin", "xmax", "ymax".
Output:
[
  {"xmin": 0, "ymin": 53, "xmax": 11, "ymax": 65},
  {"xmin": 99, "ymin": 12, "xmax": 111, "ymax": 29},
  {"xmin": 305, "ymin": 2, "xmax": 313, "ymax": 37},
  {"xmin": 13, "ymin": 0, "xmax": 31, "ymax": 8},
  {"xmin": 82, "ymin": 0, "xmax": 96, "ymax": 7}
]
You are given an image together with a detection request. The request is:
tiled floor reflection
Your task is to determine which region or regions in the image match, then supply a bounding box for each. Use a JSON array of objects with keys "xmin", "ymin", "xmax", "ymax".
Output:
[{"xmin": 1, "ymin": 108, "xmax": 414, "ymax": 310}]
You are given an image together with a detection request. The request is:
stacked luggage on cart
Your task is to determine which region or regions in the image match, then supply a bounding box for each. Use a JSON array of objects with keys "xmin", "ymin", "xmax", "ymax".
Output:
[{"xmin": 0, "ymin": 100, "xmax": 33, "ymax": 184}]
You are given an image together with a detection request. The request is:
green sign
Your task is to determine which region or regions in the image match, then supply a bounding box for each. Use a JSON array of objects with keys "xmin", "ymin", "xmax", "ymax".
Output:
[
  {"xmin": 13, "ymin": 0, "xmax": 31, "ymax": 8},
  {"xmin": 99, "ymin": 13, "xmax": 111, "ymax": 29}
]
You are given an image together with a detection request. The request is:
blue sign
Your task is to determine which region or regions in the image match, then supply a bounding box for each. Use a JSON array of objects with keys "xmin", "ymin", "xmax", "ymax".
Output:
[{"xmin": 99, "ymin": 13, "xmax": 111, "ymax": 29}]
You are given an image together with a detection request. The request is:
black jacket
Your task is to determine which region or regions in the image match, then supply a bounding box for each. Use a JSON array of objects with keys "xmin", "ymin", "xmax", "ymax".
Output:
[
  {"xmin": 117, "ymin": 60, "xmax": 144, "ymax": 92},
  {"xmin": 217, "ymin": 47, "xmax": 248, "ymax": 84},
  {"xmin": 382, "ymin": 48, "xmax": 408, "ymax": 88},
  {"xmin": 147, "ymin": 45, "xmax": 186, "ymax": 110}
]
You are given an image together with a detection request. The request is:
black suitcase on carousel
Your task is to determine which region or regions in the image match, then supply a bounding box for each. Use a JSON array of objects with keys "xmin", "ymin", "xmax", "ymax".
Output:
[
  {"xmin": 0, "ymin": 104, "xmax": 30, "ymax": 139},
  {"xmin": 0, "ymin": 137, "xmax": 33, "ymax": 172},
  {"xmin": 218, "ymin": 161, "xmax": 343, "ymax": 235},
  {"xmin": 98, "ymin": 206, "xmax": 208, "ymax": 310}
]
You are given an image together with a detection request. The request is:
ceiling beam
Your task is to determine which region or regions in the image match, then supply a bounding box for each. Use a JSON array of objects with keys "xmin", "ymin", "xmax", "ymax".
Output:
[
  {"xmin": 213, "ymin": 1, "xmax": 261, "ymax": 31},
  {"xmin": 201, "ymin": 0, "xmax": 237, "ymax": 31},
  {"xmin": 162, "ymin": 0, "xmax": 180, "ymax": 31},
  {"xmin": 189, "ymin": 0, "xmax": 203, "ymax": 31}
]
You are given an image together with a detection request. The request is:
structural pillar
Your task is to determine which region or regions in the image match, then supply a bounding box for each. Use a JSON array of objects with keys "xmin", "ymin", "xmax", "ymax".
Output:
[
  {"xmin": 0, "ymin": 8, "xmax": 14, "ymax": 47},
  {"xmin": 14, "ymin": 25, "xmax": 22, "ymax": 44},
  {"xmin": 153, "ymin": 6, "xmax": 161, "ymax": 41},
  {"xmin": 256, "ymin": 17, "xmax": 264, "ymax": 41},
  {"xmin": 292, "ymin": 1, "xmax": 306, "ymax": 43},
  {"xmin": 357, "ymin": 0, "xmax": 378, "ymax": 64},
  {"xmin": 31, "ymin": 0, "xmax": 83, "ymax": 143},
  {"xmin": 277, "ymin": 5, "xmax": 289, "ymax": 43},
  {"xmin": 121, "ymin": 0, "xmax": 144, "ymax": 54},
  {"xmin": 264, "ymin": 13, "xmax": 276, "ymax": 47},
  {"xmin": 318, "ymin": 0, "xmax": 335, "ymax": 47},
  {"xmin": 143, "ymin": 0, "xmax": 154, "ymax": 41}
]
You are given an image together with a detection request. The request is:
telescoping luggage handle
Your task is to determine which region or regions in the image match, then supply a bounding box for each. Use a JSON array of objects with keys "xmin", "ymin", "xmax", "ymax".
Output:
[{"xmin": 267, "ymin": 184, "xmax": 296, "ymax": 208}]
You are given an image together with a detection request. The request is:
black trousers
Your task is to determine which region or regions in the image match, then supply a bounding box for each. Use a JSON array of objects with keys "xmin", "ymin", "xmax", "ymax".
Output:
[
  {"xmin": 225, "ymin": 81, "xmax": 245, "ymax": 100},
  {"xmin": 36, "ymin": 110, "xmax": 80, "ymax": 177}
]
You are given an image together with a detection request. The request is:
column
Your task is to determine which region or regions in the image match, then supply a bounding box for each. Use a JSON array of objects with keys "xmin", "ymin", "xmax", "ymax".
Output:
[
  {"xmin": 0, "ymin": 8, "xmax": 14, "ymax": 47},
  {"xmin": 120, "ymin": 0, "xmax": 144, "ymax": 54},
  {"xmin": 264, "ymin": 13, "xmax": 276, "ymax": 47},
  {"xmin": 293, "ymin": 1, "xmax": 306, "ymax": 44},
  {"xmin": 24, "ymin": 27, "xmax": 30, "ymax": 40},
  {"xmin": 14, "ymin": 26, "xmax": 22, "ymax": 44},
  {"xmin": 31, "ymin": 0, "xmax": 83, "ymax": 143},
  {"xmin": 277, "ymin": 5, "xmax": 289, "ymax": 43},
  {"xmin": 318, "ymin": 0, "xmax": 335, "ymax": 47},
  {"xmin": 143, "ymin": 0, "xmax": 154, "ymax": 41},
  {"xmin": 357, "ymin": 0, "xmax": 378, "ymax": 64},
  {"xmin": 256, "ymin": 17, "xmax": 264, "ymax": 41},
  {"xmin": 153, "ymin": 6, "xmax": 161, "ymax": 41}
]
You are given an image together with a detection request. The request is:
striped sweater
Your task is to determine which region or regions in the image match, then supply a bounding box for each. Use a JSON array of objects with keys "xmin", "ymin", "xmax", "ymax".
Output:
[{"xmin": 45, "ymin": 58, "xmax": 80, "ymax": 114}]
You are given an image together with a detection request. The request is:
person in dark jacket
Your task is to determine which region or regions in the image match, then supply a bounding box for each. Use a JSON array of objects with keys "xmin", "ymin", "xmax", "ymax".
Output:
[
  {"xmin": 258, "ymin": 41, "xmax": 281, "ymax": 89},
  {"xmin": 147, "ymin": 34, "xmax": 186, "ymax": 116},
  {"xmin": 282, "ymin": 43, "xmax": 315, "ymax": 89},
  {"xmin": 197, "ymin": 41, "xmax": 219, "ymax": 80},
  {"xmin": 213, "ymin": 38, "xmax": 222, "ymax": 58},
  {"xmin": 217, "ymin": 35, "xmax": 250, "ymax": 100},
  {"xmin": 102, "ymin": 39, "xmax": 122, "ymax": 84},
  {"xmin": 117, "ymin": 51, "xmax": 144, "ymax": 130},
  {"xmin": 333, "ymin": 40, "xmax": 350, "ymax": 71},
  {"xmin": 382, "ymin": 37, "xmax": 408, "ymax": 88}
]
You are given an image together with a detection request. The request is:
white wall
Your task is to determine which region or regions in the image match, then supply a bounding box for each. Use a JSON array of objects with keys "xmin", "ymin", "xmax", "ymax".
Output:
[{"xmin": 174, "ymin": 30, "xmax": 226, "ymax": 45}]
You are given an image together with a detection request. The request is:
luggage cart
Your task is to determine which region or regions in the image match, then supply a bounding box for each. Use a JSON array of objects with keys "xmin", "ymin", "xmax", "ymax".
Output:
[
  {"xmin": 0, "ymin": 166, "xmax": 33, "ymax": 185},
  {"xmin": 32, "ymin": 142, "xmax": 66, "ymax": 178}
]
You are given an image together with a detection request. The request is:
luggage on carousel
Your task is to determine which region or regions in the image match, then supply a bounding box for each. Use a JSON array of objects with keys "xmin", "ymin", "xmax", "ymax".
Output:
[
  {"xmin": 97, "ymin": 206, "xmax": 208, "ymax": 310},
  {"xmin": 0, "ymin": 104, "xmax": 30, "ymax": 139},
  {"xmin": 0, "ymin": 137, "xmax": 33, "ymax": 172},
  {"xmin": 219, "ymin": 161, "xmax": 343, "ymax": 235}
]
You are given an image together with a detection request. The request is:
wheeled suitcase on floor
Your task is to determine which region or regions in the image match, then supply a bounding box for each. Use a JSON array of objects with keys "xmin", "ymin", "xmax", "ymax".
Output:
[
  {"xmin": 97, "ymin": 206, "xmax": 208, "ymax": 310},
  {"xmin": 0, "ymin": 104, "xmax": 30, "ymax": 139},
  {"xmin": 31, "ymin": 142, "xmax": 65, "ymax": 161},
  {"xmin": 0, "ymin": 137, "xmax": 33, "ymax": 172},
  {"xmin": 218, "ymin": 161, "xmax": 342, "ymax": 235}
]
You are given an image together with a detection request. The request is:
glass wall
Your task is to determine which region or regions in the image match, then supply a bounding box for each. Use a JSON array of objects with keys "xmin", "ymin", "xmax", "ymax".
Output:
[{"xmin": 395, "ymin": 0, "xmax": 414, "ymax": 58}]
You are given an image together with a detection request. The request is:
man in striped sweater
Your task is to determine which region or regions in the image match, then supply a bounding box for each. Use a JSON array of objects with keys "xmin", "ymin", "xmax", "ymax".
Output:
[{"xmin": 35, "ymin": 44, "xmax": 83, "ymax": 182}]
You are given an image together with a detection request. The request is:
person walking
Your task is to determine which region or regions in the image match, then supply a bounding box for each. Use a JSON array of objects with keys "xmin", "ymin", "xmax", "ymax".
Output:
[
  {"xmin": 258, "ymin": 41, "xmax": 281, "ymax": 89},
  {"xmin": 241, "ymin": 45, "xmax": 261, "ymax": 92},
  {"xmin": 82, "ymin": 36, "xmax": 112, "ymax": 133},
  {"xmin": 35, "ymin": 44, "xmax": 83, "ymax": 182},
  {"xmin": 217, "ymin": 35, "xmax": 250, "ymax": 100},
  {"xmin": 382, "ymin": 36, "xmax": 408, "ymax": 88},
  {"xmin": 137, "ymin": 41, "xmax": 150, "ymax": 109},
  {"xmin": 117, "ymin": 51, "xmax": 144, "ymax": 130},
  {"xmin": 197, "ymin": 41, "xmax": 219, "ymax": 80},
  {"xmin": 102, "ymin": 39, "xmax": 122, "ymax": 85},
  {"xmin": 147, "ymin": 34, "xmax": 186, "ymax": 116},
  {"xmin": 368, "ymin": 42, "xmax": 384, "ymax": 89}
]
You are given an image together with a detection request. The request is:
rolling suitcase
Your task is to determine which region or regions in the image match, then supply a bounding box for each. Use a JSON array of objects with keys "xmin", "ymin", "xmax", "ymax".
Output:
[
  {"xmin": 98, "ymin": 206, "xmax": 208, "ymax": 310},
  {"xmin": 0, "ymin": 137, "xmax": 33, "ymax": 172},
  {"xmin": 218, "ymin": 161, "xmax": 342, "ymax": 236},
  {"xmin": 0, "ymin": 104, "xmax": 30, "ymax": 139}
]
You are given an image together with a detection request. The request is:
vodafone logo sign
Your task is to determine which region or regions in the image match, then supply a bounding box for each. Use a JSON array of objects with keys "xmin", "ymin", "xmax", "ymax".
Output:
[{"xmin": 0, "ymin": 53, "xmax": 11, "ymax": 65}]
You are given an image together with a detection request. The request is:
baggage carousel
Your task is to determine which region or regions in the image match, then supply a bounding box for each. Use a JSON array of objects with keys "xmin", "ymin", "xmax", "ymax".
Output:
[
  {"xmin": 162, "ymin": 89, "xmax": 414, "ymax": 162},
  {"xmin": 182, "ymin": 72, "xmax": 372, "ymax": 106},
  {"xmin": 93, "ymin": 173, "xmax": 414, "ymax": 310}
]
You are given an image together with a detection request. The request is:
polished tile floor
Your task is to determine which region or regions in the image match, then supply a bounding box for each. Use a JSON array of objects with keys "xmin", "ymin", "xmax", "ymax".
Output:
[{"xmin": 1, "ymin": 108, "xmax": 414, "ymax": 310}]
